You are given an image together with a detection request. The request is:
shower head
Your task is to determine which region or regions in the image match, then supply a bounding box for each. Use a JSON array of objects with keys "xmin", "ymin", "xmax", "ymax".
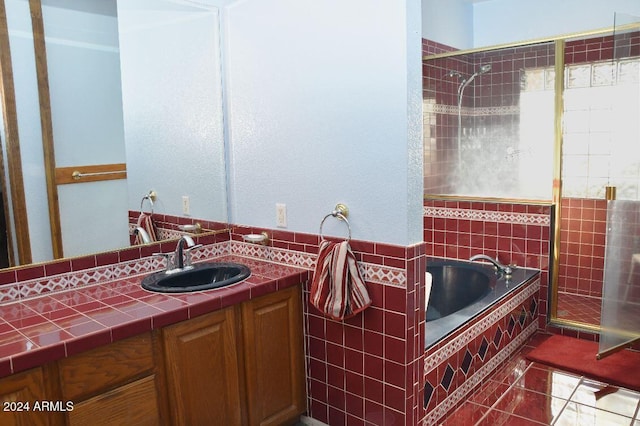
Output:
[
  {"xmin": 477, "ymin": 64, "xmax": 492, "ymax": 75},
  {"xmin": 448, "ymin": 70, "xmax": 464, "ymax": 80}
]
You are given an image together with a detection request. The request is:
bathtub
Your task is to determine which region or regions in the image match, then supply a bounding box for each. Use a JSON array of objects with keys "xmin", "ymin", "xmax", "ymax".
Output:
[{"xmin": 425, "ymin": 257, "xmax": 539, "ymax": 348}]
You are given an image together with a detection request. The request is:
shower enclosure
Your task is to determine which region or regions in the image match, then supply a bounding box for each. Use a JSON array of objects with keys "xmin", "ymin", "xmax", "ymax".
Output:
[
  {"xmin": 422, "ymin": 42, "xmax": 556, "ymax": 200},
  {"xmin": 423, "ymin": 15, "xmax": 640, "ymax": 352},
  {"xmin": 597, "ymin": 12, "xmax": 640, "ymax": 358}
]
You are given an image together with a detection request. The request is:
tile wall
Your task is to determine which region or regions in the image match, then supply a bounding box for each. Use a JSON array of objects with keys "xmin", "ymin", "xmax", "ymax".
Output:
[
  {"xmin": 558, "ymin": 198, "xmax": 607, "ymax": 298},
  {"xmin": 423, "ymin": 199, "xmax": 552, "ymax": 330},
  {"xmin": 230, "ymin": 225, "xmax": 428, "ymax": 426},
  {"xmin": 0, "ymin": 220, "xmax": 429, "ymax": 426},
  {"xmin": 422, "ymin": 40, "xmax": 555, "ymax": 196}
]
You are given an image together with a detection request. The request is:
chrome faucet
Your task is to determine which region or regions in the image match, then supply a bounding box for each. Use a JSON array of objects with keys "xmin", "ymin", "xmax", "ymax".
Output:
[
  {"xmin": 469, "ymin": 254, "xmax": 513, "ymax": 275},
  {"xmin": 174, "ymin": 235, "xmax": 199, "ymax": 270}
]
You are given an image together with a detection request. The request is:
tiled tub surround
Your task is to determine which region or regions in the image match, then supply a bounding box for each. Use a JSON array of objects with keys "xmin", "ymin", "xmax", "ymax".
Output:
[
  {"xmin": 423, "ymin": 199, "xmax": 552, "ymax": 330},
  {"xmin": 425, "ymin": 258, "xmax": 540, "ymax": 348},
  {"xmin": 422, "ymin": 275, "xmax": 540, "ymax": 425}
]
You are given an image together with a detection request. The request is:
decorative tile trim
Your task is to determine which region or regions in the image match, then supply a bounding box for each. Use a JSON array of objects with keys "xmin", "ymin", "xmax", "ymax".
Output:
[
  {"xmin": 362, "ymin": 263, "xmax": 406, "ymax": 287},
  {"xmin": 422, "ymin": 321, "xmax": 538, "ymax": 426},
  {"xmin": 424, "ymin": 278, "xmax": 540, "ymax": 375},
  {"xmin": 424, "ymin": 103, "xmax": 520, "ymax": 117},
  {"xmin": 423, "ymin": 206, "xmax": 550, "ymax": 226},
  {"xmin": 3, "ymin": 235, "xmax": 409, "ymax": 304},
  {"xmin": 230, "ymin": 241, "xmax": 407, "ymax": 288},
  {"xmin": 231, "ymin": 241, "xmax": 316, "ymax": 269},
  {"xmin": 5, "ymin": 241, "xmax": 232, "ymax": 304}
]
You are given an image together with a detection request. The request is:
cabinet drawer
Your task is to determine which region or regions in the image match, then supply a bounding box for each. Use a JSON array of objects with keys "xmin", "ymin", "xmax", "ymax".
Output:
[
  {"xmin": 58, "ymin": 333, "xmax": 154, "ymax": 400},
  {"xmin": 67, "ymin": 375, "xmax": 160, "ymax": 426}
]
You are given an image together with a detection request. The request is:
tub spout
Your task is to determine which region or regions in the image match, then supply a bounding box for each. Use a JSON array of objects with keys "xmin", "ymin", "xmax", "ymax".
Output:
[{"xmin": 469, "ymin": 254, "xmax": 513, "ymax": 275}]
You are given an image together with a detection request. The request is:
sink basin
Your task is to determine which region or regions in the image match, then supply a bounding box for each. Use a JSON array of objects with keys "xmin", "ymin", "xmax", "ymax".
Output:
[{"xmin": 141, "ymin": 262, "xmax": 251, "ymax": 293}]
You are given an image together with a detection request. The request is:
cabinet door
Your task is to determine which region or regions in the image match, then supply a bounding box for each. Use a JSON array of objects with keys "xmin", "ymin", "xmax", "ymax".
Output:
[
  {"xmin": 162, "ymin": 307, "xmax": 242, "ymax": 426},
  {"xmin": 241, "ymin": 286, "xmax": 306, "ymax": 426},
  {"xmin": 67, "ymin": 375, "xmax": 159, "ymax": 426},
  {"xmin": 0, "ymin": 368, "xmax": 50, "ymax": 426}
]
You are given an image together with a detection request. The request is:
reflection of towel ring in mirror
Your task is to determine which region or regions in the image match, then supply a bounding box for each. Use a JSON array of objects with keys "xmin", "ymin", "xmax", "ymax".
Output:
[
  {"xmin": 140, "ymin": 191, "xmax": 156, "ymax": 214},
  {"xmin": 319, "ymin": 204, "xmax": 351, "ymax": 241}
]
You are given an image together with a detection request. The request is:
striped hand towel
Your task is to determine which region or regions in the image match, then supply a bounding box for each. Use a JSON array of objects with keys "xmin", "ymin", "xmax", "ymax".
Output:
[
  {"xmin": 135, "ymin": 212, "xmax": 158, "ymax": 244},
  {"xmin": 310, "ymin": 240, "xmax": 372, "ymax": 321}
]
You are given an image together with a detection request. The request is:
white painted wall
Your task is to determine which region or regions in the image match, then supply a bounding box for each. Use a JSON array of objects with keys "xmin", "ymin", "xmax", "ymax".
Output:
[
  {"xmin": 422, "ymin": 0, "xmax": 474, "ymax": 49},
  {"xmin": 224, "ymin": 0, "xmax": 423, "ymax": 246},
  {"xmin": 473, "ymin": 0, "xmax": 640, "ymax": 47}
]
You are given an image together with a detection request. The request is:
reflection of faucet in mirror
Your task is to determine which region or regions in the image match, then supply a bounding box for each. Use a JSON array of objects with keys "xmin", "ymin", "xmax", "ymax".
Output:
[
  {"xmin": 0, "ymin": 0, "xmax": 229, "ymax": 268},
  {"xmin": 133, "ymin": 227, "xmax": 151, "ymax": 244}
]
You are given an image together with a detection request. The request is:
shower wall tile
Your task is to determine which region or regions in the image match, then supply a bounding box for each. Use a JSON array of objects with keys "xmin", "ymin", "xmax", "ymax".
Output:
[
  {"xmin": 423, "ymin": 39, "xmax": 555, "ymax": 195},
  {"xmin": 558, "ymin": 198, "xmax": 607, "ymax": 298}
]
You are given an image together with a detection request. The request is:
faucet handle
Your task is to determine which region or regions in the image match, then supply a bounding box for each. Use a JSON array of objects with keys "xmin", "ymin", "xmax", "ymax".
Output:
[
  {"xmin": 183, "ymin": 244, "xmax": 203, "ymax": 267},
  {"xmin": 153, "ymin": 252, "xmax": 173, "ymax": 271}
]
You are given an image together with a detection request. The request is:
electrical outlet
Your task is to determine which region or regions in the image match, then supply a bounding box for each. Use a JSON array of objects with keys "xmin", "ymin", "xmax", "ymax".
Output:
[
  {"xmin": 182, "ymin": 196, "xmax": 190, "ymax": 215},
  {"xmin": 276, "ymin": 203, "xmax": 287, "ymax": 227}
]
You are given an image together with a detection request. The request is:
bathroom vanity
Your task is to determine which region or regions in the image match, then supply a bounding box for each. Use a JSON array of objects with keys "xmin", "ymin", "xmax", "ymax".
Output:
[{"xmin": 0, "ymin": 259, "xmax": 307, "ymax": 426}]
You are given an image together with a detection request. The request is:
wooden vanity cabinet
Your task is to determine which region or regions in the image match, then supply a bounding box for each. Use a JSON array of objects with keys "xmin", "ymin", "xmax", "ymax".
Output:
[
  {"xmin": 162, "ymin": 285, "xmax": 306, "ymax": 426},
  {"xmin": 0, "ymin": 284, "xmax": 305, "ymax": 426}
]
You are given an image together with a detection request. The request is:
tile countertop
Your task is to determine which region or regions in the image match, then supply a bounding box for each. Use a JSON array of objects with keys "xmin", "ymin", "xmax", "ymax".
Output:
[{"xmin": 0, "ymin": 255, "xmax": 310, "ymax": 378}]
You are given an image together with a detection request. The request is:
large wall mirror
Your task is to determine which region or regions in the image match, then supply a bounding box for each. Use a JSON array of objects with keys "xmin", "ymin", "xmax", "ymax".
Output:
[{"xmin": 0, "ymin": 0, "xmax": 229, "ymax": 268}]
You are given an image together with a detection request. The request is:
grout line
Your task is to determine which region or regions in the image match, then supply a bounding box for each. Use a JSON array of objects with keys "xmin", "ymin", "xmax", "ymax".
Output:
[
  {"xmin": 632, "ymin": 399, "xmax": 640, "ymax": 423},
  {"xmin": 550, "ymin": 377, "xmax": 584, "ymax": 426},
  {"xmin": 473, "ymin": 363, "xmax": 532, "ymax": 425}
]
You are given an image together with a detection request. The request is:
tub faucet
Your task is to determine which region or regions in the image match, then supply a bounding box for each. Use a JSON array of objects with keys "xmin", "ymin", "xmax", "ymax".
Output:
[{"xmin": 469, "ymin": 254, "xmax": 513, "ymax": 275}]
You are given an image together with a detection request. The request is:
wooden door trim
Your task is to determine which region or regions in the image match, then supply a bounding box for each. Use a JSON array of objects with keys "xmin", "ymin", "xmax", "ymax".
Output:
[
  {"xmin": 29, "ymin": 0, "xmax": 63, "ymax": 259},
  {"xmin": 0, "ymin": 0, "xmax": 31, "ymax": 265}
]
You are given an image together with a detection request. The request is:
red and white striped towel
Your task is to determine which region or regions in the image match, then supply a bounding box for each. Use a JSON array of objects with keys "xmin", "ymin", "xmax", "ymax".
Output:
[
  {"xmin": 135, "ymin": 212, "xmax": 157, "ymax": 244},
  {"xmin": 310, "ymin": 240, "xmax": 372, "ymax": 321}
]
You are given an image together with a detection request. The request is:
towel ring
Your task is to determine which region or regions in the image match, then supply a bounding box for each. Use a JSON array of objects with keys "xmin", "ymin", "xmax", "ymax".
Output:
[
  {"xmin": 319, "ymin": 204, "xmax": 352, "ymax": 241},
  {"xmin": 140, "ymin": 191, "xmax": 156, "ymax": 214}
]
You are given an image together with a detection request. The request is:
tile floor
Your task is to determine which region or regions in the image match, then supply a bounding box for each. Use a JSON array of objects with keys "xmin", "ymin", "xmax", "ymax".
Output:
[{"xmin": 441, "ymin": 333, "xmax": 640, "ymax": 425}]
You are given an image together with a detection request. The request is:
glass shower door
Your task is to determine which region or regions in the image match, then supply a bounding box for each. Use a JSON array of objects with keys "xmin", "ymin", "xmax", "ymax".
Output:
[{"xmin": 598, "ymin": 12, "xmax": 640, "ymax": 359}]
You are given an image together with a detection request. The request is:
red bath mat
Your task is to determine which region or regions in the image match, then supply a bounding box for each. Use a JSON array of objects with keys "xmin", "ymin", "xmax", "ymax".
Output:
[{"xmin": 526, "ymin": 334, "xmax": 640, "ymax": 392}]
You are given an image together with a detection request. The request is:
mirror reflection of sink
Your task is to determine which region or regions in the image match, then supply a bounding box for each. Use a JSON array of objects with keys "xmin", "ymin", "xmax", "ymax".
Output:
[{"xmin": 141, "ymin": 262, "xmax": 251, "ymax": 293}]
